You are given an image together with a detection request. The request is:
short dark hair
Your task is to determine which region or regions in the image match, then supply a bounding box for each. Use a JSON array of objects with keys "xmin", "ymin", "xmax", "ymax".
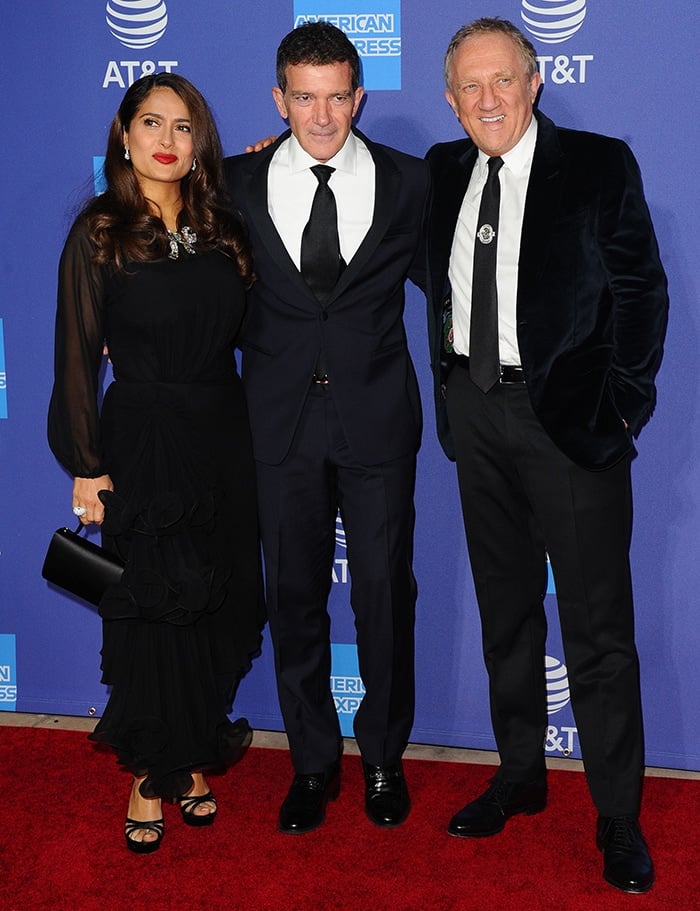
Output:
[
  {"xmin": 444, "ymin": 17, "xmax": 539, "ymax": 87},
  {"xmin": 276, "ymin": 22, "xmax": 361, "ymax": 93}
]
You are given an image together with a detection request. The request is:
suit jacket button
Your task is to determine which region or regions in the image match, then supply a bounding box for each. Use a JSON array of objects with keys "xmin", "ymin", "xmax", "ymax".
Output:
[{"xmin": 321, "ymin": 312, "xmax": 328, "ymax": 321}]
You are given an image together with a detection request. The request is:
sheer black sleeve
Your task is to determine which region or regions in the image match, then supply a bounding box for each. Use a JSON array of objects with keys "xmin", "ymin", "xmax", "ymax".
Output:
[{"xmin": 47, "ymin": 220, "xmax": 109, "ymax": 478}]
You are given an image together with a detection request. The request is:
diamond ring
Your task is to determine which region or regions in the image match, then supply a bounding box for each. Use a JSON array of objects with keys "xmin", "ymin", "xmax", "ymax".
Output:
[{"xmin": 72, "ymin": 506, "xmax": 87, "ymax": 517}]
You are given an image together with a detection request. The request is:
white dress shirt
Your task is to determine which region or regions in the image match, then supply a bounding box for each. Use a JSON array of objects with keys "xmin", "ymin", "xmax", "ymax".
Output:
[
  {"xmin": 268, "ymin": 131, "xmax": 375, "ymax": 270},
  {"xmin": 448, "ymin": 116, "xmax": 538, "ymax": 366}
]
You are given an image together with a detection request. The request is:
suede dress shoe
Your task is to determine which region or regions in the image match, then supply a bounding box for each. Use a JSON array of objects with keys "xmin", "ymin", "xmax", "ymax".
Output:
[
  {"xmin": 596, "ymin": 815, "xmax": 654, "ymax": 893},
  {"xmin": 448, "ymin": 776, "xmax": 547, "ymax": 837},
  {"xmin": 363, "ymin": 761, "xmax": 410, "ymax": 827},
  {"xmin": 278, "ymin": 766, "xmax": 340, "ymax": 834}
]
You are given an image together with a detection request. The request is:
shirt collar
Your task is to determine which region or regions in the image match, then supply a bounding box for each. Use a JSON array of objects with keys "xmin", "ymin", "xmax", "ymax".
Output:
[{"xmin": 287, "ymin": 130, "xmax": 358, "ymax": 176}]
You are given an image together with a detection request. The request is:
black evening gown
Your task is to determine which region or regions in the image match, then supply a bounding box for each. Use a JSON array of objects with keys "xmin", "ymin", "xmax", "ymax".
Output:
[{"xmin": 48, "ymin": 222, "xmax": 265, "ymax": 799}]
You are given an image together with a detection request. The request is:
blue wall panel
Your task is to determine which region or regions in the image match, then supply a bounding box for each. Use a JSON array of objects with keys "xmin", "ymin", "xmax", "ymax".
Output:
[{"xmin": 1, "ymin": 0, "xmax": 697, "ymax": 771}]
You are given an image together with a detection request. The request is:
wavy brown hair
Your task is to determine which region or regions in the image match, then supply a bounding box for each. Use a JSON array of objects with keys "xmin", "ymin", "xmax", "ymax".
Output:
[{"xmin": 82, "ymin": 73, "xmax": 253, "ymax": 285}]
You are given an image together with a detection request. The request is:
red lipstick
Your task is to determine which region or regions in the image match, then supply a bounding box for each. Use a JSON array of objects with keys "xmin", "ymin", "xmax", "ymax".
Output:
[{"xmin": 153, "ymin": 153, "xmax": 178, "ymax": 164}]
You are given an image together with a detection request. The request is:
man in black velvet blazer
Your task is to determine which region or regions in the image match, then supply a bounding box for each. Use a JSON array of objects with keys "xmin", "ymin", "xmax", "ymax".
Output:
[
  {"xmin": 424, "ymin": 19, "xmax": 668, "ymax": 894},
  {"xmin": 224, "ymin": 23, "xmax": 429, "ymax": 834}
]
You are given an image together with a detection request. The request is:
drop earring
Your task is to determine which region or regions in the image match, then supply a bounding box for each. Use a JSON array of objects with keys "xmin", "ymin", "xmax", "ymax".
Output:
[
  {"xmin": 124, "ymin": 147, "xmax": 130, "ymax": 161},
  {"xmin": 190, "ymin": 157, "xmax": 197, "ymax": 172}
]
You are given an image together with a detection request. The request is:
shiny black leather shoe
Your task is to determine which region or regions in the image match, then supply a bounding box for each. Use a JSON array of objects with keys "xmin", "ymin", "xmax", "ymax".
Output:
[
  {"xmin": 596, "ymin": 815, "xmax": 654, "ymax": 893},
  {"xmin": 448, "ymin": 776, "xmax": 547, "ymax": 837},
  {"xmin": 278, "ymin": 766, "xmax": 340, "ymax": 834},
  {"xmin": 363, "ymin": 761, "xmax": 410, "ymax": 828}
]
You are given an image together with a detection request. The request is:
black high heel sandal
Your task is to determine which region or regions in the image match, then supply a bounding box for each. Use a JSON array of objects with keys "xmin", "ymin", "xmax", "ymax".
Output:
[
  {"xmin": 179, "ymin": 791, "xmax": 218, "ymax": 827},
  {"xmin": 124, "ymin": 817, "xmax": 165, "ymax": 854}
]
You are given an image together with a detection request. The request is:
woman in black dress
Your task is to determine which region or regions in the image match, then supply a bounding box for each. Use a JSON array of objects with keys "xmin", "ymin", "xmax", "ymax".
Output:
[{"xmin": 48, "ymin": 74, "xmax": 265, "ymax": 853}]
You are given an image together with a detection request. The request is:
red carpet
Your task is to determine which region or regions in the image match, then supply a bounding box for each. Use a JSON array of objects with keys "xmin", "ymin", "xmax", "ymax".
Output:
[{"xmin": 1, "ymin": 726, "xmax": 696, "ymax": 910}]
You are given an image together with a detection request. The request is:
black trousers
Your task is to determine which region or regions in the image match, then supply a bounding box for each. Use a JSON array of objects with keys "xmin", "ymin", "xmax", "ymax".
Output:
[
  {"xmin": 256, "ymin": 384, "xmax": 417, "ymax": 774},
  {"xmin": 446, "ymin": 365, "xmax": 644, "ymax": 816}
]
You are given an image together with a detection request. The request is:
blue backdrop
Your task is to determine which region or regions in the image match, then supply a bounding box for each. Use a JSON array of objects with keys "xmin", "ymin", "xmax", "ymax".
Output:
[{"xmin": 1, "ymin": 0, "xmax": 698, "ymax": 771}]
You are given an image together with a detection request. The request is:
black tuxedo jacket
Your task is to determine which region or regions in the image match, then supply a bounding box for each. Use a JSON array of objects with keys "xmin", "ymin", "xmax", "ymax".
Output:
[
  {"xmin": 224, "ymin": 129, "xmax": 430, "ymax": 466},
  {"xmin": 425, "ymin": 111, "xmax": 669, "ymax": 470}
]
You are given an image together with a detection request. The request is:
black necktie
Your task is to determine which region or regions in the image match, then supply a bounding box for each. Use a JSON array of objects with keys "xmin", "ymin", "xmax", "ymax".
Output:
[
  {"xmin": 469, "ymin": 156, "xmax": 504, "ymax": 392},
  {"xmin": 301, "ymin": 165, "xmax": 344, "ymax": 303}
]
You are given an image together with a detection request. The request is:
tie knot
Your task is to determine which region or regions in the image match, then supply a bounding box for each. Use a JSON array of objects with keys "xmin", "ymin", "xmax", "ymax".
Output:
[
  {"xmin": 310, "ymin": 164, "xmax": 335, "ymax": 185},
  {"xmin": 487, "ymin": 156, "xmax": 504, "ymax": 176}
]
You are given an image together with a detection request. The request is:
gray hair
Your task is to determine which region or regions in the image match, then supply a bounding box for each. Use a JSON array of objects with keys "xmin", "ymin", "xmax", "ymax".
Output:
[{"xmin": 444, "ymin": 17, "xmax": 539, "ymax": 88}]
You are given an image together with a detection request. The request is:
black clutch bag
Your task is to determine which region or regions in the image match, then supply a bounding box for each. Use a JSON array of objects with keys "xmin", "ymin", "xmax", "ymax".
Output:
[{"xmin": 42, "ymin": 523, "xmax": 124, "ymax": 607}]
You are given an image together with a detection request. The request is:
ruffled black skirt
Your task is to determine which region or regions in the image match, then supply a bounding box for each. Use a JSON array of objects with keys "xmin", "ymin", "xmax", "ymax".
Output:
[{"xmin": 88, "ymin": 379, "xmax": 265, "ymax": 799}]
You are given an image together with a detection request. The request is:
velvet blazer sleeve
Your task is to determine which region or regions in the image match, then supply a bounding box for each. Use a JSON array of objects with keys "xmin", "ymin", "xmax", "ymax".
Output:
[
  {"xmin": 595, "ymin": 138, "xmax": 669, "ymax": 436},
  {"xmin": 519, "ymin": 119, "xmax": 670, "ymax": 469}
]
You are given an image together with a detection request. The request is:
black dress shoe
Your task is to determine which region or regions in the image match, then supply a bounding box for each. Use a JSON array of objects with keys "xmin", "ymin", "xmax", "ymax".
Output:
[
  {"xmin": 448, "ymin": 776, "xmax": 547, "ymax": 837},
  {"xmin": 278, "ymin": 766, "xmax": 340, "ymax": 834},
  {"xmin": 363, "ymin": 761, "xmax": 410, "ymax": 828},
  {"xmin": 596, "ymin": 815, "xmax": 654, "ymax": 893}
]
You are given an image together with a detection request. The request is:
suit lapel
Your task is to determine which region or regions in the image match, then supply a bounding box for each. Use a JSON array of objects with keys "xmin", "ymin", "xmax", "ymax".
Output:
[
  {"xmin": 429, "ymin": 142, "xmax": 476, "ymax": 306},
  {"xmin": 242, "ymin": 129, "xmax": 411, "ymax": 308},
  {"xmin": 326, "ymin": 129, "xmax": 399, "ymax": 303},
  {"xmin": 518, "ymin": 112, "xmax": 565, "ymax": 292},
  {"xmin": 240, "ymin": 132, "xmax": 318, "ymax": 303}
]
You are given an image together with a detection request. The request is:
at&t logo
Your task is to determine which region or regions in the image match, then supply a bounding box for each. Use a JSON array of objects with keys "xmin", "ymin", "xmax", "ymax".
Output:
[
  {"xmin": 332, "ymin": 512, "xmax": 349, "ymax": 584},
  {"xmin": 545, "ymin": 723, "xmax": 578, "ymax": 756},
  {"xmin": 103, "ymin": 0, "xmax": 178, "ymax": 89},
  {"xmin": 536, "ymin": 51, "xmax": 593, "ymax": 84},
  {"xmin": 544, "ymin": 654, "xmax": 579, "ymax": 756},
  {"xmin": 520, "ymin": 0, "xmax": 594, "ymax": 84},
  {"xmin": 107, "ymin": 0, "xmax": 168, "ymax": 48},
  {"xmin": 521, "ymin": 0, "xmax": 586, "ymax": 43},
  {"xmin": 545, "ymin": 654, "xmax": 569, "ymax": 713}
]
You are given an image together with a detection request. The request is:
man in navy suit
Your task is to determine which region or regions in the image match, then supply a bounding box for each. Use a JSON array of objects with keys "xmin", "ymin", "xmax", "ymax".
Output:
[
  {"xmin": 224, "ymin": 22, "xmax": 429, "ymax": 834},
  {"xmin": 424, "ymin": 18, "xmax": 668, "ymax": 893}
]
